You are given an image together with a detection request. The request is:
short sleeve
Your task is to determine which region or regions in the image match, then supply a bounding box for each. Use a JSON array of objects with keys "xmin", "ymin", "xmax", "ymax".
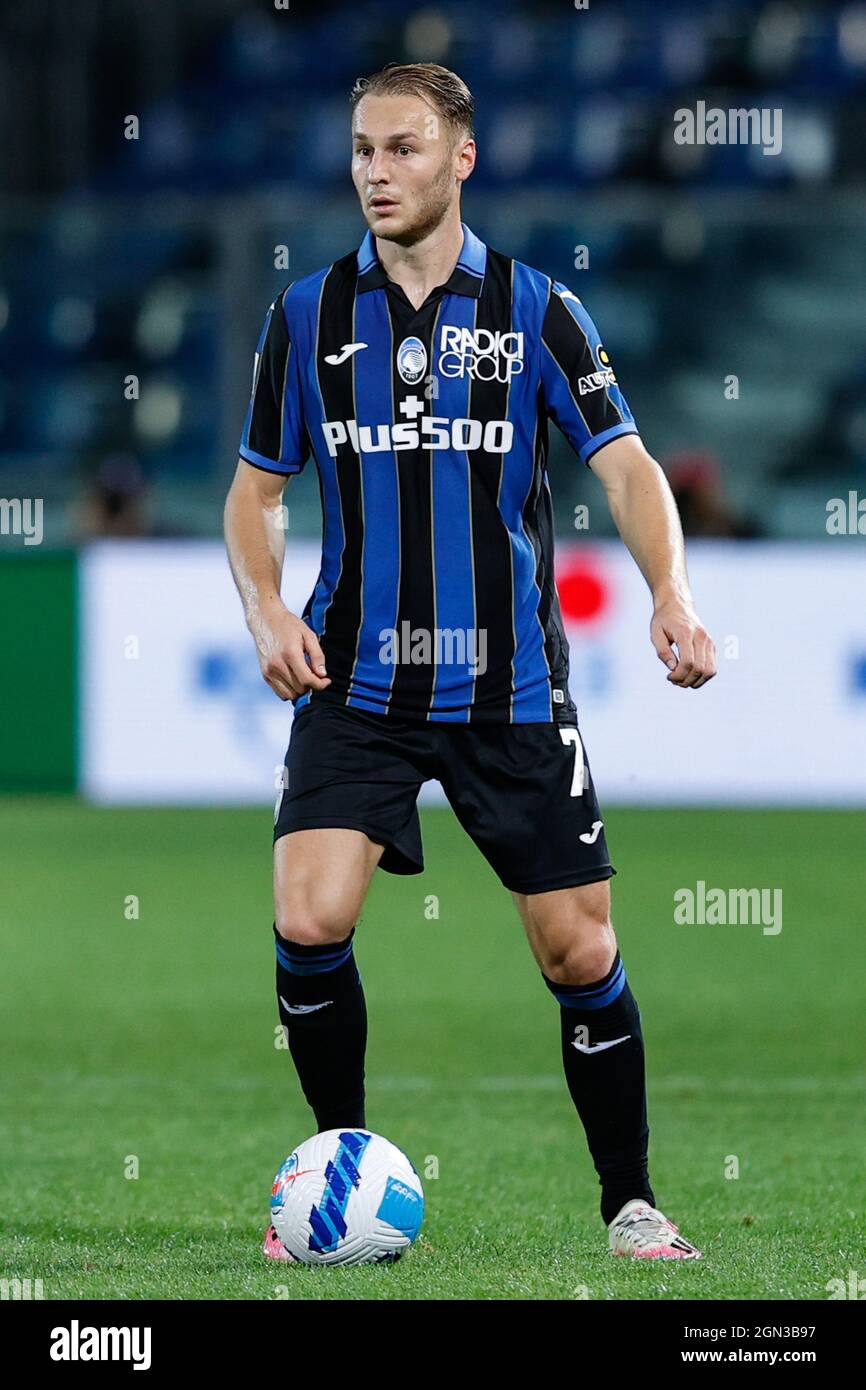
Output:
[
  {"xmin": 239, "ymin": 289, "xmax": 309, "ymax": 474},
  {"xmin": 540, "ymin": 282, "xmax": 639, "ymax": 466}
]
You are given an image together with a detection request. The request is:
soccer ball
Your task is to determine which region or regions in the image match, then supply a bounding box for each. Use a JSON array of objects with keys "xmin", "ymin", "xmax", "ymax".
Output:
[{"xmin": 269, "ymin": 1128, "xmax": 424, "ymax": 1265}]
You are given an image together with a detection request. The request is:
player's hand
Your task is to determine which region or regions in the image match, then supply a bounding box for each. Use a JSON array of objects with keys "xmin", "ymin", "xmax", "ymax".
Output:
[
  {"xmin": 252, "ymin": 597, "xmax": 331, "ymax": 701},
  {"xmin": 650, "ymin": 597, "xmax": 716, "ymax": 689}
]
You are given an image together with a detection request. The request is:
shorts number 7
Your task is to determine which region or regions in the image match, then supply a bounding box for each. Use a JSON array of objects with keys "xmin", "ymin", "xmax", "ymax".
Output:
[{"xmin": 559, "ymin": 727, "xmax": 587, "ymax": 797}]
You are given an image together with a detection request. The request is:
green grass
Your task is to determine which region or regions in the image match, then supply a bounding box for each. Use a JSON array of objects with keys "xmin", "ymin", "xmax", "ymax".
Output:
[{"xmin": 1, "ymin": 800, "xmax": 863, "ymax": 1300}]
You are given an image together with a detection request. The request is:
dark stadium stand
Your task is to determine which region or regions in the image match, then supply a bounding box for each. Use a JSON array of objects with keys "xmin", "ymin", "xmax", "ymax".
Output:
[{"xmin": 0, "ymin": 0, "xmax": 863, "ymax": 540}]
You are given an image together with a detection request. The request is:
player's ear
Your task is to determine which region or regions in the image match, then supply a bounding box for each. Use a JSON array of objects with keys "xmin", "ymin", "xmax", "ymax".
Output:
[{"xmin": 455, "ymin": 136, "xmax": 476, "ymax": 182}]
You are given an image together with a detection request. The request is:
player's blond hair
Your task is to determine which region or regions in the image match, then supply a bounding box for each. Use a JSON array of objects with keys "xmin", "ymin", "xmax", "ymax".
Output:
[{"xmin": 350, "ymin": 62, "xmax": 475, "ymax": 141}]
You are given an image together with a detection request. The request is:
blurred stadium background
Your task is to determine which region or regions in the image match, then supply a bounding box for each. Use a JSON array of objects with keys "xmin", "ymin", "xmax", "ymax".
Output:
[
  {"xmin": 1, "ymin": 0, "xmax": 865, "ymax": 1301},
  {"xmin": 1, "ymin": 0, "xmax": 865, "ymax": 803}
]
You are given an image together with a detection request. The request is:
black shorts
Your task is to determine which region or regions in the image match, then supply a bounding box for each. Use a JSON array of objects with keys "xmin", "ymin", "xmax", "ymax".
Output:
[{"xmin": 273, "ymin": 701, "xmax": 615, "ymax": 896}]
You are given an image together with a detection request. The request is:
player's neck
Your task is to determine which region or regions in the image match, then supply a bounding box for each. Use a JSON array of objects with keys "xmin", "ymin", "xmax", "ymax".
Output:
[{"xmin": 375, "ymin": 212, "xmax": 464, "ymax": 311}]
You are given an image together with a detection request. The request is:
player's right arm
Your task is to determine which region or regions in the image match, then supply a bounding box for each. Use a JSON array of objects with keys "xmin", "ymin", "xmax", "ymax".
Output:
[
  {"xmin": 224, "ymin": 290, "xmax": 329, "ymax": 702},
  {"xmin": 224, "ymin": 461, "xmax": 329, "ymax": 701}
]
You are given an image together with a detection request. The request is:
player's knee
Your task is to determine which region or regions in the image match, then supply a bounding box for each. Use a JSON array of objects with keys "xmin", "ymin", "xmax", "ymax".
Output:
[
  {"xmin": 274, "ymin": 887, "xmax": 359, "ymax": 946},
  {"xmin": 527, "ymin": 880, "xmax": 615, "ymax": 983},
  {"xmin": 538, "ymin": 887, "xmax": 616, "ymax": 984},
  {"xmin": 543, "ymin": 931, "xmax": 615, "ymax": 986}
]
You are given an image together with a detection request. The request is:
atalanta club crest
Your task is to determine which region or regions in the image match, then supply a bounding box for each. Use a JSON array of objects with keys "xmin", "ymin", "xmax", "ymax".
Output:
[{"xmin": 397, "ymin": 335, "xmax": 427, "ymax": 384}]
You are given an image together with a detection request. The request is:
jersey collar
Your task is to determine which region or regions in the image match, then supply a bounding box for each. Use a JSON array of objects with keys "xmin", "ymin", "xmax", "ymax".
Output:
[{"xmin": 356, "ymin": 221, "xmax": 486, "ymax": 298}]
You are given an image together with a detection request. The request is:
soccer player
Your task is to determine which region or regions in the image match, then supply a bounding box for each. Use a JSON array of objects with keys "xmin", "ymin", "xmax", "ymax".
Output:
[{"xmin": 224, "ymin": 63, "xmax": 716, "ymax": 1261}]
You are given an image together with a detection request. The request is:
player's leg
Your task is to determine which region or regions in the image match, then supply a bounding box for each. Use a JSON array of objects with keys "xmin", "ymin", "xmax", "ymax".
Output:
[
  {"xmin": 512, "ymin": 878, "xmax": 655, "ymax": 1227},
  {"xmin": 273, "ymin": 827, "xmax": 382, "ymax": 1132},
  {"xmin": 436, "ymin": 722, "xmax": 654, "ymax": 1226},
  {"xmin": 271, "ymin": 701, "xmax": 426, "ymax": 1134}
]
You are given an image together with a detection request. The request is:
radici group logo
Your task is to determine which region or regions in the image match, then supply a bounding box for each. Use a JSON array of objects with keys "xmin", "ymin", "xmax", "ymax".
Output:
[{"xmin": 438, "ymin": 325, "xmax": 525, "ymax": 382}]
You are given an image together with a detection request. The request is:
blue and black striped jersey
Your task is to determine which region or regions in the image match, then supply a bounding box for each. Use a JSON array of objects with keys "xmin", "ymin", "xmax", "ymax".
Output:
[{"xmin": 239, "ymin": 223, "xmax": 639, "ymax": 723}]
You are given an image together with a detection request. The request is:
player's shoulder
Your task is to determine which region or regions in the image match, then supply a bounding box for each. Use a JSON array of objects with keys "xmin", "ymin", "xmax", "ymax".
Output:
[
  {"xmin": 483, "ymin": 243, "xmax": 549, "ymax": 300},
  {"xmin": 516, "ymin": 258, "xmax": 586, "ymax": 317},
  {"xmin": 511, "ymin": 251, "xmax": 552, "ymax": 294},
  {"xmin": 281, "ymin": 249, "xmax": 358, "ymax": 317},
  {"xmin": 547, "ymin": 278, "xmax": 585, "ymax": 309},
  {"xmin": 264, "ymin": 252, "xmax": 358, "ymax": 336},
  {"xmin": 488, "ymin": 245, "xmax": 583, "ymax": 322}
]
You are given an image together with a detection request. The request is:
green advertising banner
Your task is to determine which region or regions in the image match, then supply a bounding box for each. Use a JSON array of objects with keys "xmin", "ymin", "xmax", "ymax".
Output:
[{"xmin": 0, "ymin": 550, "xmax": 77, "ymax": 792}]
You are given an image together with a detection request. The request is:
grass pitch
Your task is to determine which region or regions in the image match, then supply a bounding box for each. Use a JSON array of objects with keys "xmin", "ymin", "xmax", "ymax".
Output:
[{"xmin": 1, "ymin": 800, "xmax": 863, "ymax": 1300}]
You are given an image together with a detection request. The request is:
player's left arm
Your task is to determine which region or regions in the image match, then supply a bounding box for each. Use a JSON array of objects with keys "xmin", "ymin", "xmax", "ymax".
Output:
[
  {"xmin": 540, "ymin": 281, "xmax": 716, "ymax": 689},
  {"xmin": 589, "ymin": 434, "xmax": 716, "ymax": 689}
]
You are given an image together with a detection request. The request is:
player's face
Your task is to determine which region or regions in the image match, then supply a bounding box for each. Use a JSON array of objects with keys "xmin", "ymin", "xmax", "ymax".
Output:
[{"xmin": 351, "ymin": 93, "xmax": 473, "ymax": 244}]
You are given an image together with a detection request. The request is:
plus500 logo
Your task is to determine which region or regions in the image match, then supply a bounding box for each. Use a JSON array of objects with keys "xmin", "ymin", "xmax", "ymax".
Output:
[{"xmin": 321, "ymin": 417, "xmax": 514, "ymax": 457}]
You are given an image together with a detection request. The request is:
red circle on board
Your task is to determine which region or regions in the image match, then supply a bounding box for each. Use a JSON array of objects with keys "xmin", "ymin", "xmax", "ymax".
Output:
[{"xmin": 557, "ymin": 561, "xmax": 609, "ymax": 625}]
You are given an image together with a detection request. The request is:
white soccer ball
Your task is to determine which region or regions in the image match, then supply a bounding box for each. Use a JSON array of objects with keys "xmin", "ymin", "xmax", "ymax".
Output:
[{"xmin": 269, "ymin": 1128, "xmax": 424, "ymax": 1265}]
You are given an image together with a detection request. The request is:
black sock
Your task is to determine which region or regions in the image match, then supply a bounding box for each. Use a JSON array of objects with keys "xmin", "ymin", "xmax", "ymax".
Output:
[
  {"xmin": 274, "ymin": 923, "xmax": 367, "ymax": 1132},
  {"xmin": 543, "ymin": 950, "xmax": 655, "ymax": 1226}
]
